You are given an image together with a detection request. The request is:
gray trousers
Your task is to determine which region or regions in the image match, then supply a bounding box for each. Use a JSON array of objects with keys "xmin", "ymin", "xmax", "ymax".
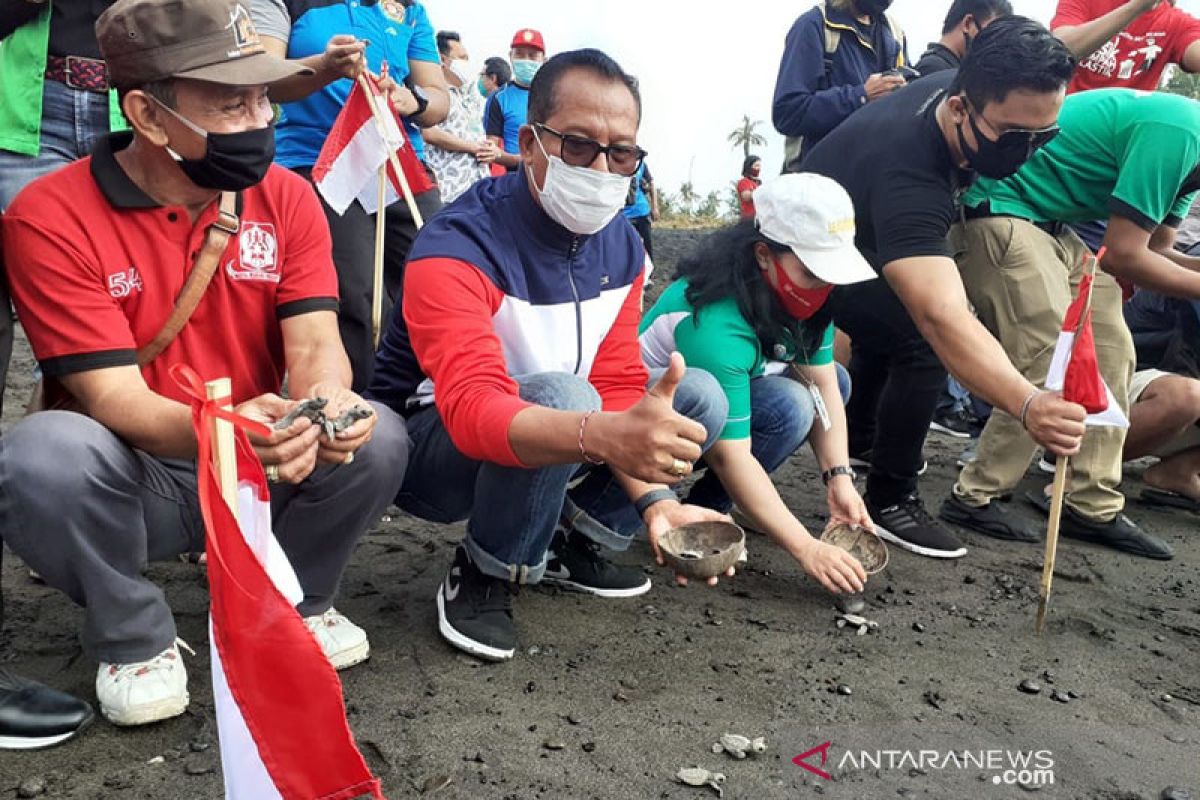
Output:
[{"xmin": 0, "ymin": 405, "xmax": 409, "ymax": 663}]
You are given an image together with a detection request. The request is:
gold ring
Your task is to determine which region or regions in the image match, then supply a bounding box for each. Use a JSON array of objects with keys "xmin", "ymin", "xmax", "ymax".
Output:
[
  {"xmin": 343, "ymin": 452, "xmax": 355, "ymax": 465},
  {"xmin": 265, "ymin": 464, "xmax": 280, "ymax": 483},
  {"xmin": 671, "ymin": 458, "xmax": 689, "ymax": 477}
]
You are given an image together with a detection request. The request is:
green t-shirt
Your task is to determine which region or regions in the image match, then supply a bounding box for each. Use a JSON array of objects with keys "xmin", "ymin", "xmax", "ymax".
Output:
[
  {"xmin": 964, "ymin": 89, "xmax": 1200, "ymax": 231},
  {"xmin": 638, "ymin": 279, "xmax": 834, "ymax": 440},
  {"xmin": 0, "ymin": 7, "xmax": 126, "ymax": 158}
]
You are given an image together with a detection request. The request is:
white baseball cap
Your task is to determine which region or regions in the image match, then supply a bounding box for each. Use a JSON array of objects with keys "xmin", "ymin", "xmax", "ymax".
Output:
[{"xmin": 754, "ymin": 173, "xmax": 876, "ymax": 286}]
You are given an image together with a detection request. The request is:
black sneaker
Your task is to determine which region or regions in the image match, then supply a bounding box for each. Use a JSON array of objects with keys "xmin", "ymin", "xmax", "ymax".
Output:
[
  {"xmin": 929, "ymin": 408, "xmax": 975, "ymax": 439},
  {"xmin": 436, "ymin": 547, "xmax": 517, "ymax": 661},
  {"xmin": 939, "ymin": 493, "xmax": 1041, "ymax": 543},
  {"xmin": 1022, "ymin": 493, "xmax": 1173, "ymax": 560},
  {"xmin": 0, "ymin": 669, "xmax": 94, "ymax": 750},
  {"xmin": 867, "ymin": 494, "xmax": 967, "ymax": 559},
  {"xmin": 542, "ymin": 529, "xmax": 651, "ymax": 598}
]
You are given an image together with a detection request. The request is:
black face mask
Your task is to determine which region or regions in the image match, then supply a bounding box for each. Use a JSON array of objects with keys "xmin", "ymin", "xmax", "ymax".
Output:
[
  {"xmin": 956, "ymin": 111, "xmax": 1033, "ymax": 180},
  {"xmin": 858, "ymin": 0, "xmax": 893, "ymax": 16},
  {"xmin": 170, "ymin": 123, "xmax": 276, "ymax": 191}
]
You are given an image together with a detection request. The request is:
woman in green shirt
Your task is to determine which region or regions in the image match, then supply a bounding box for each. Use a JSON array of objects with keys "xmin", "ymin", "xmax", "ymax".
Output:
[{"xmin": 640, "ymin": 174, "xmax": 877, "ymax": 594}]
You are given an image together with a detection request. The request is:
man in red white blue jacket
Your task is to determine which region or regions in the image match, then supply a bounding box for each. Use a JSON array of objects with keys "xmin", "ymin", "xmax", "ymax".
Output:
[{"xmin": 369, "ymin": 49, "xmax": 729, "ymax": 661}]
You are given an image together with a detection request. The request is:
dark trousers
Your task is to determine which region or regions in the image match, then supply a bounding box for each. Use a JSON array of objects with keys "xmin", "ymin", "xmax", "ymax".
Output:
[
  {"xmin": 0, "ymin": 407, "xmax": 408, "ymax": 662},
  {"xmin": 293, "ymin": 166, "xmax": 443, "ymax": 392},
  {"xmin": 832, "ymin": 278, "xmax": 945, "ymax": 506},
  {"xmin": 628, "ymin": 215, "xmax": 653, "ymax": 260}
]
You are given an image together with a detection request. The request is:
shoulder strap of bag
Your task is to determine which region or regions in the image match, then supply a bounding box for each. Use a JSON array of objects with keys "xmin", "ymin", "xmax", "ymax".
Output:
[
  {"xmin": 136, "ymin": 191, "xmax": 238, "ymax": 367},
  {"xmin": 884, "ymin": 12, "xmax": 906, "ymax": 67},
  {"xmin": 818, "ymin": 4, "xmax": 841, "ymax": 87}
]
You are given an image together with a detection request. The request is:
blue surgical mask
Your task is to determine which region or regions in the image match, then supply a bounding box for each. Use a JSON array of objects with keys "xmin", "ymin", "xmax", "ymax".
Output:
[
  {"xmin": 512, "ymin": 58, "xmax": 541, "ymax": 85},
  {"xmin": 477, "ymin": 76, "xmax": 488, "ymax": 97}
]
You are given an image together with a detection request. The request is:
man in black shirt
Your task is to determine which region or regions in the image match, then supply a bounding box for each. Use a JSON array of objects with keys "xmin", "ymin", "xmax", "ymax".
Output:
[
  {"xmin": 803, "ymin": 17, "xmax": 1084, "ymax": 558},
  {"xmin": 914, "ymin": 0, "xmax": 1012, "ymax": 77}
]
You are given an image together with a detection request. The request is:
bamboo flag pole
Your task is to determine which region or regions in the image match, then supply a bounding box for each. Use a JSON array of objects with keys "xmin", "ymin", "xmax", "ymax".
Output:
[
  {"xmin": 1036, "ymin": 457, "xmax": 1069, "ymax": 635},
  {"xmin": 372, "ymin": 165, "xmax": 387, "ymax": 348},
  {"xmin": 205, "ymin": 377, "xmax": 238, "ymax": 516},
  {"xmin": 1035, "ymin": 247, "xmax": 1104, "ymax": 635},
  {"xmin": 355, "ymin": 72, "xmax": 424, "ymax": 229}
]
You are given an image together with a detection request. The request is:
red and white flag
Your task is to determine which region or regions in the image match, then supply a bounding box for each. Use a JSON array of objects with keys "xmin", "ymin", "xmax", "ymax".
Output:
[
  {"xmin": 1044, "ymin": 262, "xmax": 1128, "ymax": 428},
  {"xmin": 312, "ymin": 73, "xmax": 434, "ymax": 215},
  {"xmin": 174, "ymin": 366, "xmax": 384, "ymax": 800}
]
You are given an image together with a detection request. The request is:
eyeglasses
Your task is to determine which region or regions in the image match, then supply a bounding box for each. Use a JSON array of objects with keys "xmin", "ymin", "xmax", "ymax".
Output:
[
  {"xmin": 969, "ymin": 107, "xmax": 1060, "ymax": 153},
  {"xmin": 534, "ymin": 123, "xmax": 647, "ymax": 176}
]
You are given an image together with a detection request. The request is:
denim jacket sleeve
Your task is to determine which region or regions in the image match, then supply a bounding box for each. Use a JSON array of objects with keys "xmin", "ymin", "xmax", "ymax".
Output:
[{"xmin": 771, "ymin": 11, "xmax": 867, "ymax": 139}]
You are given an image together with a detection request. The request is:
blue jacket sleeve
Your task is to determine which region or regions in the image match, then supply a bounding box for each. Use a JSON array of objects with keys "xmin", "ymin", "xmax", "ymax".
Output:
[{"xmin": 771, "ymin": 12, "xmax": 868, "ymax": 139}]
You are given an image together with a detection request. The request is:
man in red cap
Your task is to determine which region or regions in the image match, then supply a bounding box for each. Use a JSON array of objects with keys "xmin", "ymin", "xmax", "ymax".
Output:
[{"xmin": 485, "ymin": 28, "xmax": 546, "ymax": 172}]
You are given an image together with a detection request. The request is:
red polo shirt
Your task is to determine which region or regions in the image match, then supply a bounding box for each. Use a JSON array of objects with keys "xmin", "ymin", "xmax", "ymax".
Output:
[{"xmin": 2, "ymin": 132, "xmax": 338, "ymax": 406}]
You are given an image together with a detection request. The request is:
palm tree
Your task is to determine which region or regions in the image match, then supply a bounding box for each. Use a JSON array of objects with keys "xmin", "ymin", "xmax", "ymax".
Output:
[
  {"xmin": 727, "ymin": 115, "xmax": 767, "ymax": 158},
  {"xmin": 678, "ymin": 181, "xmax": 698, "ymax": 215}
]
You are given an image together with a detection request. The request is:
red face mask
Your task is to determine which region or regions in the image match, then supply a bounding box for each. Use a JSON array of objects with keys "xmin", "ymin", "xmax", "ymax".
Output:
[{"xmin": 770, "ymin": 255, "xmax": 832, "ymax": 320}]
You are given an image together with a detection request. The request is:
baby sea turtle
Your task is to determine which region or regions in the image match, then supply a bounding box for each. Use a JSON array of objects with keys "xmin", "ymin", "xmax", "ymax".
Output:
[
  {"xmin": 835, "ymin": 612, "xmax": 879, "ymax": 636},
  {"xmin": 331, "ymin": 405, "xmax": 374, "ymax": 431},
  {"xmin": 676, "ymin": 767, "xmax": 725, "ymax": 797},
  {"xmin": 711, "ymin": 733, "xmax": 767, "ymax": 759},
  {"xmin": 274, "ymin": 397, "xmax": 328, "ymax": 430}
]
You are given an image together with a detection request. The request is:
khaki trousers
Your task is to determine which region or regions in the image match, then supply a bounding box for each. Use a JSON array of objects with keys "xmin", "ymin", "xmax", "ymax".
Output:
[{"xmin": 949, "ymin": 217, "xmax": 1135, "ymax": 521}]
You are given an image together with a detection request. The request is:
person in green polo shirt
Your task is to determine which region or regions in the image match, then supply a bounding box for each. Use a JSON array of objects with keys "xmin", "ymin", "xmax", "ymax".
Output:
[
  {"xmin": 940, "ymin": 88, "xmax": 1200, "ymax": 560},
  {"xmin": 639, "ymin": 174, "xmax": 876, "ymax": 595}
]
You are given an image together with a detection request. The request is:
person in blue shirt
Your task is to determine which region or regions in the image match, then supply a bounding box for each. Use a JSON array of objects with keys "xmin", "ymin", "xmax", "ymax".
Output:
[
  {"xmin": 773, "ymin": 0, "xmax": 909, "ymax": 173},
  {"xmin": 622, "ymin": 161, "xmax": 658, "ymax": 258},
  {"xmin": 485, "ymin": 28, "xmax": 545, "ymax": 172},
  {"xmin": 252, "ymin": 0, "xmax": 449, "ymax": 390}
]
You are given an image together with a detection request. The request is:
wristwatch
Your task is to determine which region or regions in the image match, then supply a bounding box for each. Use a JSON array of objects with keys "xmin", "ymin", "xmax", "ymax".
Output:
[{"xmin": 821, "ymin": 465, "xmax": 856, "ymax": 485}]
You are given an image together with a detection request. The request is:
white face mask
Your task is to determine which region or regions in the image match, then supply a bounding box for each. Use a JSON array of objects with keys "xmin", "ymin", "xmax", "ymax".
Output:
[
  {"xmin": 447, "ymin": 59, "xmax": 472, "ymax": 87},
  {"xmin": 526, "ymin": 128, "xmax": 631, "ymax": 235}
]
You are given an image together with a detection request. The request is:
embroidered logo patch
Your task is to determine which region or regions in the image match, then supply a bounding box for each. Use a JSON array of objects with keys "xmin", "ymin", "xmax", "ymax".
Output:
[
  {"xmin": 227, "ymin": 222, "xmax": 280, "ymax": 283},
  {"xmin": 226, "ymin": 4, "xmax": 261, "ymax": 56},
  {"xmin": 107, "ymin": 267, "xmax": 144, "ymax": 299},
  {"xmin": 381, "ymin": 1, "xmax": 407, "ymax": 23}
]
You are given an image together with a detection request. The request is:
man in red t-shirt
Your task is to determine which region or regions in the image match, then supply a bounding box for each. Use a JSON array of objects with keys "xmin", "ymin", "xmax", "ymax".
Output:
[
  {"xmin": 0, "ymin": 0, "xmax": 407, "ymax": 728},
  {"xmin": 1052, "ymin": 0, "xmax": 1200, "ymax": 93}
]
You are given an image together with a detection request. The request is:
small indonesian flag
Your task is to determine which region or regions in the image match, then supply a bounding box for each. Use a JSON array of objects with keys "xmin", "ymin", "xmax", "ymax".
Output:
[
  {"xmin": 312, "ymin": 73, "xmax": 434, "ymax": 215},
  {"xmin": 1044, "ymin": 262, "xmax": 1129, "ymax": 428},
  {"xmin": 173, "ymin": 365, "xmax": 384, "ymax": 800}
]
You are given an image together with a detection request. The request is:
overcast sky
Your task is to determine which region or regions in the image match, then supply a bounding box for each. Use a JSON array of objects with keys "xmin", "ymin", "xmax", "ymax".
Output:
[{"xmin": 426, "ymin": 0, "xmax": 1200, "ymax": 199}]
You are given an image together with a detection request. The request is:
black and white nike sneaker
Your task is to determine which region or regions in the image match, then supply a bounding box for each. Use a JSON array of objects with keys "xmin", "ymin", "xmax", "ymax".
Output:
[
  {"xmin": 436, "ymin": 546, "xmax": 517, "ymax": 661},
  {"xmin": 541, "ymin": 528, "xmax": 651, "ymax": 598},
  {"xmin": 867, "ymin": 494, "xmax": 968, "ymax": 559}
]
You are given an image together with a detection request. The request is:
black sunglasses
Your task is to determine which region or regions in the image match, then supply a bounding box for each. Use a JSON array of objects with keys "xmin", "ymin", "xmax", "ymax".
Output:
[
  {"xmin": 534, "ymin": 123, "xmax": 647, "ymax": 177},
  {"xmin": 968, "ymin": 106, "xmax": 1060, "ymax": 153}
]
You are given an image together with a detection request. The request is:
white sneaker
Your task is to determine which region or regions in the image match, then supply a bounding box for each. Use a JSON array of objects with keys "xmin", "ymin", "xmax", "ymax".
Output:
[
  {"xmin": 304, "ymin": 608, "xmax": 370, "ymax": 670},
  {"xmin": 96, "ymin": 639, "xmax": 192, "ymax": 726}
]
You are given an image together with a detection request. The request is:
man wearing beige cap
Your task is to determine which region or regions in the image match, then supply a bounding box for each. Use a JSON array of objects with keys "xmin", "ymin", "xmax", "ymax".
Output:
[{"xmin": 0, "ymin": 0, "xmax": 408, "ymax": 727}]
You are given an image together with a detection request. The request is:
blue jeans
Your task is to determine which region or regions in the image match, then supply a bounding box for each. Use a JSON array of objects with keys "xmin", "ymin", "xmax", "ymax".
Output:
[
  {"xmin": 396, "ymin": 370, "xmax": 728, "ymax": 583},
  {"xmin": 686, "ymin": 365, "xmax": 851, "ymax": 513},
  {"xmin": 0, "ymin": 79, "xmax": 112, "ymax": 419},
  {"xmin": 0, "ymin": 79, "xmax": 113, "ymax": 208},
  {"xmin": 934, "ymin": 376, "xmax": 971, "ymax": 416}
]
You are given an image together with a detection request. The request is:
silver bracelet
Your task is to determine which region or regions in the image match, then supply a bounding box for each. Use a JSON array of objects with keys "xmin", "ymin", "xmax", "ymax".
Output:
[{"xmin": 1018, "ymin": 389, "xmax": 1040, "ymax": 430}]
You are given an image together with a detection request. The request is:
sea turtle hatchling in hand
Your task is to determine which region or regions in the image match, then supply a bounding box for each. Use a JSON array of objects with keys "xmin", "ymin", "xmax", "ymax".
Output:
[
  {"xmin": 835, "ymin": 612, "xmax": 879, "ymax": 636},
  {"xmin": 676, "ymin": 767, "xmax": 726, "ymax": 797},
  {"xmin": 711, "ymin": 733, "xmax": 768, "ymax": 759},
  {"xmin": 274, "ymin": 397, "xmax": 329, "ymax": 430}
]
